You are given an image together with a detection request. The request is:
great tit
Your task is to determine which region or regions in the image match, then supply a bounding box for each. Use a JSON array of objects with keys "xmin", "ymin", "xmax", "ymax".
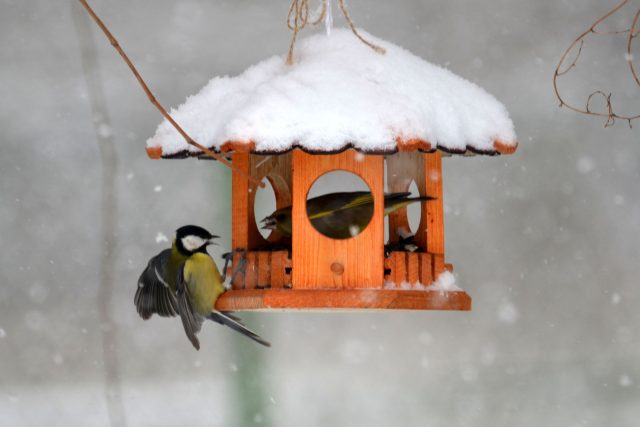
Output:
[
  {"xmin": 261, "ymin": 191, "xmax": 434, "ymax": 239},
  {"xmin": 135, "ymin": 225, "xmax": 270, "ymax": 349}
]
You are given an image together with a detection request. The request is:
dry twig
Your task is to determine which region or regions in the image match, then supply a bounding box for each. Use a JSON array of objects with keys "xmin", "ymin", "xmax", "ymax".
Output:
[
  {"xmin": 553, "ymin": 0, "xmax": 640, "ymax": 127},
  {"xmin": 286, "ymin": 0, "xmax": 385, "ymax": 65},
  {"xmin": 77, "ymin": 0, "xmax": 265, "ymax": 187}
]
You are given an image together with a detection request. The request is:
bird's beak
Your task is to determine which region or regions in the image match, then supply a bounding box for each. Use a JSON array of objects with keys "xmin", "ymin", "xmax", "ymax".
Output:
[
  {"xmin": 207, "ymin": 235, "xmax": 220, "ymax": 246},
  {"xmin": 261, "ymin": 216, "xmax": 276, "ymax": 230}
]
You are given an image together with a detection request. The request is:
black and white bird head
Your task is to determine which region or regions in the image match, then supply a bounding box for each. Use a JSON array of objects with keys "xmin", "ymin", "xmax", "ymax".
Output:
[{"xmin": 175, "ymin": 225, "xmax": 219, "ymax": 255}]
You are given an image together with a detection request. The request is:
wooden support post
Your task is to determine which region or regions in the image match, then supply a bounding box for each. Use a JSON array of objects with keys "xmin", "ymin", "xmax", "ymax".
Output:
[
  {"xmin": 419, "ymin": 253, "xmax": 433, "ymax": 285},
  {"xmin": 231, "ymin": 152, "xmax": 252, "ymax": 251},
  {"xmin": 231, "ymin": 251, "xmax": 246, "ymax": 290},
  {"xmin": 387, "ymin": 251, "xmax": 406, "ymax": 286},
  {"xmin": 257, "ymin": 251, "xmax": 271, "ymax": 288},
  {"xmin": 270, "ymin": 251, "xmax": 287, "ymax": 289},
  {"xmin": 424, "ymin": 152, "xmax": 446, "ymax": 278},
  {"xmin": 245, "ymin": 252, "xmax": 258, "ymax": 289},
  {"xmin": 385, "ymin": 154, "xmax": 412, "ymax": 243},
  {"xmin": 406, "ymin": 252, "xmax": 420, "ymax": 285}
]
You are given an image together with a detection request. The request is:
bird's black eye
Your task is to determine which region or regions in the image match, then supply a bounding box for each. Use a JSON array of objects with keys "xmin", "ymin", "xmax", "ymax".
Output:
[{"xmin": 276, "ymin": 214, "xmax": 285, "ymax": 220}]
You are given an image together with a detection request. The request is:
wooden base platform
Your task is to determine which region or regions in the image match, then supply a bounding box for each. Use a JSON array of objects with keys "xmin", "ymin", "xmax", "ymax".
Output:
[{"xmin": 215, "ymin": 289, "xmax": 471, "ymax": 311}]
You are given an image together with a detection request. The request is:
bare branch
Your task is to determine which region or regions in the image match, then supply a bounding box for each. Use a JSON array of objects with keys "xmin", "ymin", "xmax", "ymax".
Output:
[
  {"xmin": 553, "ymin": 0, "xmax": 640, "ymax": 126},
  {"xmin": 77, "ymin": 0, "xmax": 265, "ymax": 188},
  {"xmin": 556, "ymin": 40, "xmax": 583, "ymax": 77},
  {"xmin": 628, "ymin": 8, "xmax": 640, "ymax": 87}
]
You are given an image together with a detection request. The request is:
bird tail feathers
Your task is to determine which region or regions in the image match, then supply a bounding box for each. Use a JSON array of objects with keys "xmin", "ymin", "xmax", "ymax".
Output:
[{"xmin": 207, "ymin": 311, "xmax": 271, "ymax": 347}]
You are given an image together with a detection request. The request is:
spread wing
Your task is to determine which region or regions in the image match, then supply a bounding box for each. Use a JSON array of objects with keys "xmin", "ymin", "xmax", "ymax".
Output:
[
  {"xmin": 135, "ymin": 249, "xmax": 178, "ymax": 320},
  {"xmin": 176, "ymin": 262, "xmax": 205, "ymax": 350}
]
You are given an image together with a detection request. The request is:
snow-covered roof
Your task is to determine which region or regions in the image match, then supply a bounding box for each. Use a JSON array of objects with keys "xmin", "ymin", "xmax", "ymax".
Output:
[{"xmin": 146, "ymin": 29, "xmax": 517, "ymax": 158}]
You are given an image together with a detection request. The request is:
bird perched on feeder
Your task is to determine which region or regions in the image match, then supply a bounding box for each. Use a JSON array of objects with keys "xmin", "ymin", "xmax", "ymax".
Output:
[
  {"xmin": 261, "ymin": 191, "xmax": 434, "ymax": 239},
  {"xmin": 135, "ymin": 225, "xmax": 270, "ymax": 349}
]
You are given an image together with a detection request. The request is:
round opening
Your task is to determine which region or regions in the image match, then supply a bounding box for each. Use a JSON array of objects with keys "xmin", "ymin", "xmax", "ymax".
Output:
[
  {"xmin": 306, "ymin": 171, "xmax": 373, "ymax": 240},
  {"xmin": 254, "ymin": 177, "xmax": 277, "ymax": 240}
]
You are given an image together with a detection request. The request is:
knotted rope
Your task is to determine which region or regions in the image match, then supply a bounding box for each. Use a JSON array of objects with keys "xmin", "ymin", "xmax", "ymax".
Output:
[{"xmin": 286, "ymin": 0, "xmax": 386, "ymax": 65}]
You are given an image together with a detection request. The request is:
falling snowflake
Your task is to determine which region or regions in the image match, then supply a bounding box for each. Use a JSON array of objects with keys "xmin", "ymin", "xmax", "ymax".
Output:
[
  {"xmin": 619, "ymin": 375, "xmax": 633, "ymax": 388},
  {"xmin": 155, "ymin": 232, "xmax": 169, "ymax": 244},
  {"xmin": 611, "ymin": 293, "xmax": 621, "ymax": 305},
  {"xmin": 576, "ymin": 156, "xmax": 595, "ymax": 174},
  {"xmin": 498, "ymin": 301, "xmax": 519, "ymax": 323}
]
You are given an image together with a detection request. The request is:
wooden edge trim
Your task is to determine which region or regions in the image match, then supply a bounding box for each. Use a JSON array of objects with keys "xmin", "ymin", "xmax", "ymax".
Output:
[
  {"xmin": 145, "ymin": 146, "xmax": 163, "ymax": 159},
  {"xmin": 494, "ymin": 139, "xmax": 518, "ymax": 155},
  {"xmin": 220, "ymin": 140, "xmax": 256, "ymax": 153},
  {"xmin": 215, "ymin": 289, "xmax": 472, "ymax": 311},
  {"xmin": 395, "ymin": 137, "xmax": 432, "ymax": 152}
]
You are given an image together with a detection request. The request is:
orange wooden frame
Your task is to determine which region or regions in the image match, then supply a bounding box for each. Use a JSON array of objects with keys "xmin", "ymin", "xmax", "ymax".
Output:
[{"xmin": 217, "ymin": 148, "xmax": 470, "ymax": 311}]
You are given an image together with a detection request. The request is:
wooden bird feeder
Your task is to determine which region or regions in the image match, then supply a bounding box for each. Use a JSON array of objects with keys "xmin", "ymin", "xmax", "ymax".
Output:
[{"xmin": 145, "ymin": 30, "xmax": 518, "ymax": 311}]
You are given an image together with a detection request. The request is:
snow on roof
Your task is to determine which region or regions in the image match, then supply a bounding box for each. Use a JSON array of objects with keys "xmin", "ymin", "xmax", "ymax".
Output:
[{"xmin": 147, "ymin": 29, "xmax": 517, "ymax": 158}]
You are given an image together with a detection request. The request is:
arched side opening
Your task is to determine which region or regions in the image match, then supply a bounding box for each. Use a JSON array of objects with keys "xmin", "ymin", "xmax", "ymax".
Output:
[
  {"xmin": 230, "ymin": 151, "xmax": 293, "ymax": 290},
  {"xmin": 384, "ymin": 151, "xmax": 448, "ymax": 287}
]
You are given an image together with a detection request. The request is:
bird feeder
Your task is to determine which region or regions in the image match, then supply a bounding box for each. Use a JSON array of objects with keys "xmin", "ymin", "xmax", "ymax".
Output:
[{"xmin": 145, "ymin": 30, "xmax": 518, "ymax": 311}]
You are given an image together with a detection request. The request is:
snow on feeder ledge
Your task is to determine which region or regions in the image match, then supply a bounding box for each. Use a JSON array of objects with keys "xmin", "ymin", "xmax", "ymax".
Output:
[{"xmin": 146, "ymin": 29, "xmax": 518, "ymax": 311}]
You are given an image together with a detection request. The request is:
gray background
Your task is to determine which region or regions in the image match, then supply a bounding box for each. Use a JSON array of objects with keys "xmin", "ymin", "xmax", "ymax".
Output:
[{"xmin": 1, "ymin": 0, "xmax": 639, "ymax": 426}]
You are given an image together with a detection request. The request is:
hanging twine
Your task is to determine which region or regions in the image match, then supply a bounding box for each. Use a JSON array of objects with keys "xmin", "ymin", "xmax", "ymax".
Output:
[{"xmin": 286, "ymin": 0, "xmax": 386, "ymax": 65}]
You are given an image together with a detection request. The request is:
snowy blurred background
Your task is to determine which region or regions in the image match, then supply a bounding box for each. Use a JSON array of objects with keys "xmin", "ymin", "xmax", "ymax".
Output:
[{"xmin": 1, "ymin": 0, "xmax": 639, "ymax": 426}]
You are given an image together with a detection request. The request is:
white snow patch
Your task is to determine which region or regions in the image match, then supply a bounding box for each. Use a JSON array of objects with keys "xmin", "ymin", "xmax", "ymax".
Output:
[
  {"xmin": 148, "ymin": 29, "xmax": 516, "ymax": 155},
  {"xmin": 348, "ymin": 224, "xmax": 361, "ymax": 237},
  {"xmin": 426, "ymin": 270, "xmax": 461, "ymax": 292},
  {"xmin": 384, "ymin": 270, "xmax": 461, "ymax": 292},
  {"xmin": 400, "ymin": 280, "xmax": 413, "ymax": 290}
]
